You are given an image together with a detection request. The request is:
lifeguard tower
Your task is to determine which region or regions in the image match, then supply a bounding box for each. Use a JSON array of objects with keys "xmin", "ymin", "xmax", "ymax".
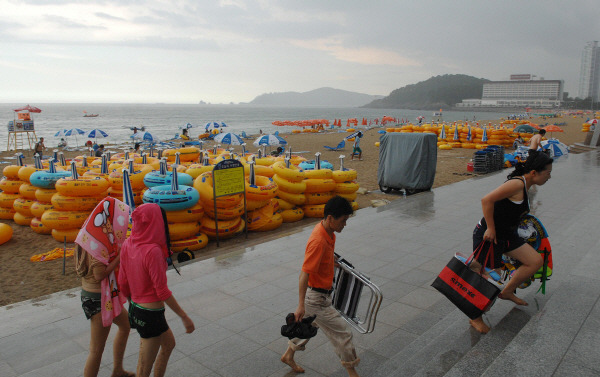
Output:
[{"xmin": 7, "ymin": 105, "xmax": 39, "ymax": 152}]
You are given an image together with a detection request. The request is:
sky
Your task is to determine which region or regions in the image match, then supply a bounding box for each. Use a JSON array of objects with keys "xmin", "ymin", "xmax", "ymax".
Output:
[{"xmin": 0, "ymin": 0, "xmax": 597, "ymax": 104}]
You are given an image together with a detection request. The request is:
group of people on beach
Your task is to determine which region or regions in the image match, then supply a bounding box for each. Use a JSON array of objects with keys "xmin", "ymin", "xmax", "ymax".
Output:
[{"xmin": 72, "ymin": 127, "xmax": 554, "ymax": 376}]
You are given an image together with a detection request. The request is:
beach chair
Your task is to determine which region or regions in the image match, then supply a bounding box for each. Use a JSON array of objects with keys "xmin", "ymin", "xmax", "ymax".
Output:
[
  {"xmin": 324, "ymin": 140, "xmax": 345, "ymax": 151},
  {"xmin": 241, "ymin": 131, "xmax": 251, "ymax": 139}
]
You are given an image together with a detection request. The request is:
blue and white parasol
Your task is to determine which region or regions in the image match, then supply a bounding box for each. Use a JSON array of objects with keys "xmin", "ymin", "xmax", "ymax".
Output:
[
  {"xmin": 215, "ymin": 132, "xmax": 244, "ymax": 145},
  {"xmin": 88, "ymin": 129, "xmax": 108, "ymax": 139},
  {"xmin": 453, "ymin": 125, "xmax": 459, "ymax": 141},
  {"xmin": 481, "ymin": 127, "xmax": 488, "ymax": 142},
  {"xmin": 122, "ymin": 169, "xmax": 136, "ymax": 212},
  {"xmin": 131, "ymin": 131, "xmax": 159, "ymax": 143},
  {"xmin": 540, "ymin": 139, "xmax": 569, "ymax": 158},
  {"xmin": 344, "ymin": 131, "xmax": 362, "ymax": 141},
  {"xmin": 253, "ymin": 134, "xmax": 287, "ymax": 146},
  {"xmin": 467, "ymin": 125, "xmax": 472, "ymax": 141},
  {"xmin": 179, "ymin": 123, "xmax": 195, "ymax": 130},
  {"xmin": 205, "ymin": 122, "xmax": 221, "ymax": 131},
  {"xmin": 440, "ymin": 125, "xmax": 446, "ymax": 139}
]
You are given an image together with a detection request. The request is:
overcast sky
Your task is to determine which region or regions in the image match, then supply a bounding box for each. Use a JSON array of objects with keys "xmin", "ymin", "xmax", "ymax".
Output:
[{"xmin": 0, "ymin": 0, "xmax": 597, "ymax": 104}]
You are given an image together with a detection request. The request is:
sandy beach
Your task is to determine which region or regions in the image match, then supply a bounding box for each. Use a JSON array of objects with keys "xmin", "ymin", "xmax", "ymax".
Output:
[{"xmin": 0, "ymin": 115, "xmax": 592, "ymax": 306}]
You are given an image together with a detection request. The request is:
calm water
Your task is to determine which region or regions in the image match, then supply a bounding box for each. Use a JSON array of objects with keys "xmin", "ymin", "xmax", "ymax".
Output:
[{"xmin": 1, "ymin": 103, "xmax": 511, "ymax": 148}]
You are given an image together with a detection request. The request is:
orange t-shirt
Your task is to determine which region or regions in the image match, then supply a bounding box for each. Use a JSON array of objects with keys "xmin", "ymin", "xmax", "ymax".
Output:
[{"xmin": 302, "ymin": 222, "xmax": 335, "ymax": 289}]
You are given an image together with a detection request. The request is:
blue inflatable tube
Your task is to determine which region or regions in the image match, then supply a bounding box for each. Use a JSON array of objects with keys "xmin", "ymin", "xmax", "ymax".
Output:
[
  {"xmin": 298, "ymin": 160, "xmax": 334, "ymax": 171},
  {"xmin": 29, "ymin": 170, "xmax": 71, "ymax": 189},
  {"xmin": 143, "ymin": 171, "xmax": 193, "ymax": 188},
  {"xmin": 142, "ymin": 184, "xmax": 199, "ymax": 211}
]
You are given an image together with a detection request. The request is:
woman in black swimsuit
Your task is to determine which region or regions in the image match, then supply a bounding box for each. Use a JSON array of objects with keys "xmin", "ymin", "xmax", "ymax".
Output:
[{"xmin": 470, "ymin": 152, "xmax": 553, "ymax": 333}]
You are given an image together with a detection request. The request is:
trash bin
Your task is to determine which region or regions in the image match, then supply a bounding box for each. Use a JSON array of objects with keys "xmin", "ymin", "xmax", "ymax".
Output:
[{"xmin": 377, "ymin": 133, "xmax": 437, "ymax": 194}]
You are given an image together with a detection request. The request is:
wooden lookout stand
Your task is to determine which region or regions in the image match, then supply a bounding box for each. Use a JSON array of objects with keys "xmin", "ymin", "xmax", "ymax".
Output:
[{"xmin": 7, "ymin": 105, "xmax": 40, "ymax": 152}]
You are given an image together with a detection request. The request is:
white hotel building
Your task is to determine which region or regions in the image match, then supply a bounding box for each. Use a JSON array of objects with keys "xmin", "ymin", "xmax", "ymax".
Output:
[{"xmin": 457, "ymin": 75, "xmax": 563, "ymax": 108}]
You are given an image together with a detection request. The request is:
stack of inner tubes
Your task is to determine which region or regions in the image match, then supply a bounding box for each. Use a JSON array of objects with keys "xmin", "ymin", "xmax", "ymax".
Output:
[{"xmin": 485, "ymin": 145, "xmax": 505, "ymax": 171}]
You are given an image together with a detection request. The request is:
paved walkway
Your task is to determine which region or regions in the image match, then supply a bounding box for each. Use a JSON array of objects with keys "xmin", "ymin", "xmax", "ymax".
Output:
[{"xmin": 1, "ymin": 150, "xmax": 599, "ymax": 377}]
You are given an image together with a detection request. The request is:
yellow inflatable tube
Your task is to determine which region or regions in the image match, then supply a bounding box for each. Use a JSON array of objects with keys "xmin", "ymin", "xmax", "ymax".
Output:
[
  {"xmin": 0, "ymin": 207, "xmax": 16, "ymax": 220},
  {"xmin": 303, "ymin": 204, "xmax": 325, "ymax": 218},
  {"xmin": 168, "ymin": 222, "xmax": 200, "ymax": 241},
  {"xmin": 304, "ymin": 169, "xmax": 333, "ymax": 179},
  {"xmin": 163, "ymin": 147, "xmax": 201, "ymax": 163},
  {"xmin": 170, "ymin": 233, "xmax": 209, "ymax": 252},
  {"xmin": 165, "ymin": 202, "xmax": 204, "ymax": 223},
  {"xmin": 14, "ymin": 212, "xmax": 34, "ymax": 226},
  {"xmin": 304, "ymin": 191, "xmax": 334, "ymax": 205},
  {"xmin": 203, "ymin": 199, "xmax": 244, "ymax": 220},
  {"xmin": 194, "ymin": 172, "xmax": 243, "ymax": 209},
  {"xmin": 30, "ymin": 217, "xmax": 52, "ymax": 235},
  {"xmin": 42, "ymin": 210, "xmax": 90, "ymax": 230},
  {"xmin": 200, "ymin": 217, "xmax": 245, "ymax": 240},
  {"xmin": 332, "ymin": 169, "xmax": 357, "ymax": 183},
  {"xmin": 19, "ymin": 183, "xmax": 38, "ymax": 200},
  {"xmin": 0, "ymin": 223, "xmax": 13, "ymax": 244},
  {"xmin": 0, "ymin": 192, "xmax": 20, "ymax": 209},
  {"xmin": 272, "ymin": 174, "xmax": 306, "ymax": 194},
  {"xmin": 52, "ymin": 228, "xmax": 79, "ymax": 243},
  {"xmin": 3, "ymin": 165, "xmax": 21, "ymax": 179},
  {"xmin": 255, "ymin": 212, "xmax": 283, "ymax": 232},
  {"xmin": 304, "ymin": 178, "xmax": 336, "ymax": 193},
  {"xmin": 276, "ymin": 190, "xmax": 306, "ymax": 206},
  {"xmin": 245, "ymin": 176, "xmax": 278, "ymax": 202},
  {"xmin": 0, "ymin": 178, "xmax": 23, "ymax": 194},
  {"xmin": 56, "ymin": 176, "xmax": 110, "ymax": 197},
  {"xmin": 280, "ymin": 207, "xmax": 304, "ymax": 223},
  {"xmin": 31, "ymin": 201, "xmax": 54, "ymax": 218},
  {"xmin": 271, "ymin": 161, "xmax": 305, "ymax": 182},
  {"xmin": 51, "ymin": 193, "xmax": 104, "ymax": 211},
  {"xmin": 13, "ymin": 198, "xmax": 35, "ymax": 217},
  {"xmin": 35, "ymin": 188, "xmax": 57, "ymax": 203},
  {"xmin": 334, "ymin": 182, "xmax": 359, "ymax": 194},
  {"xmin": 108, "ymin": 166, "xmax": 152, "ymax": 190}
]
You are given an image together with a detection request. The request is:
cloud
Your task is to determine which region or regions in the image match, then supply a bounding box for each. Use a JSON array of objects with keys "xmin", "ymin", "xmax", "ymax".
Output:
[{"xmin": 291, "ymin": 38, "xmax": 421, "ymax": 67}]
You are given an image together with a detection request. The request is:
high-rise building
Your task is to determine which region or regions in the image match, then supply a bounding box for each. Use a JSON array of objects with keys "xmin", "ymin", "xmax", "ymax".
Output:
[{"xmin": 578, "ymin": 41, "xmax": 600, "ymax": 101}]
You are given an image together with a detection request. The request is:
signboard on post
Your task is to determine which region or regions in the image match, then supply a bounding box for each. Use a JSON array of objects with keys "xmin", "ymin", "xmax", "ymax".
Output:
[{"xmin": 212, "ymin": 159, "xmax": 247, "ymax": 246}]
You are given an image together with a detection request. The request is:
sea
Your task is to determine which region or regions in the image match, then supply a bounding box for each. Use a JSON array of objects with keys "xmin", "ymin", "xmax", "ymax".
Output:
[{"xmin": 1, "ymin": 103, "xmax": 512, "ymax": 149}]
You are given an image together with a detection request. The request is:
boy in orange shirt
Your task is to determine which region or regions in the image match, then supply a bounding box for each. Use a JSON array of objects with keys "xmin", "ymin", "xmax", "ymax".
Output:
[{"xmin": 281, "ymin": 196, "xmax": 360, "ymax": 376}]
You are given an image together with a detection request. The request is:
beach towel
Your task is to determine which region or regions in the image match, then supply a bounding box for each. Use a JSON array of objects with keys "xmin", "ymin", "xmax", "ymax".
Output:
[{"xmin": 75, "ymin": 197, "xmax": 130, "ymax": 327}]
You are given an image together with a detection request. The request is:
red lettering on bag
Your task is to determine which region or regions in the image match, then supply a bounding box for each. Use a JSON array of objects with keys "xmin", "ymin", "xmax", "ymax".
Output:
[{"xmin": 438, "ymin": 266, "xmax": 491, "ymax": 310}]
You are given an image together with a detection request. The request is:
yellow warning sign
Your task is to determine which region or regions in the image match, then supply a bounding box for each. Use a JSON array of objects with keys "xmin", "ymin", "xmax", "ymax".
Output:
[{"xmin": 213, "ymin": 165, "xmax": 245, "ymax": 197}]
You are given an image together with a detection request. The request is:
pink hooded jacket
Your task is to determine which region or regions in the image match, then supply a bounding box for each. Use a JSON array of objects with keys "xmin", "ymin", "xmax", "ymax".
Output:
[{"xmin": 118, "ymin": 203, "xmax": 172, "ymax": 303}]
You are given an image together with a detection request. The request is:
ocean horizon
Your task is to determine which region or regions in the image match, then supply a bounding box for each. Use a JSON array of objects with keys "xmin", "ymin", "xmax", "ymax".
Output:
[{"xmin": 2, "ymin": 103, "xmax": 513, "ymax": 149}]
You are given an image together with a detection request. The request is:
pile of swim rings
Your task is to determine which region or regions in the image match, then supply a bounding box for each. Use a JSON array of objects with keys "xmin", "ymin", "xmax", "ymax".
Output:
[
  {"xmin": 43, "ymin": 162, "xmax": 110, "ymax": 242},
  {"xmin": 144, "ymin": 165, "xmax": 207, "ymax": 251}
]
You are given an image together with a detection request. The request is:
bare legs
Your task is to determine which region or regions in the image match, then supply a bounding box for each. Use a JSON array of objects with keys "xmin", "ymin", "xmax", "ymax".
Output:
[
  {"xmin": 281, "ymin": 346, "xmax": 305, "ymax": 373},
  {"xmin": 136, "ymin": 328, "xmax": 176, "ymax": 377},
  {"xmin": 470, "ymin": 244, "xmax": 542, "ymax": 334},
  {"xmin": 84, "ymin": 310, "xmax": 133, "ymax": 377}
]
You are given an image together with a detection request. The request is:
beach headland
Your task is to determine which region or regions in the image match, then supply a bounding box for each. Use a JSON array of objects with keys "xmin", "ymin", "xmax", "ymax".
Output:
[{"xmin": 0, "ymin": 115, "xmax": 591, "ymax": 306}]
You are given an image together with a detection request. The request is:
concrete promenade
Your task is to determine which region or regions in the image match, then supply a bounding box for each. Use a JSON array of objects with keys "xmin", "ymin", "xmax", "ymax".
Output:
[{"xmin": 1, "ymin": 149, "xmax": 599, "ymax": 376}]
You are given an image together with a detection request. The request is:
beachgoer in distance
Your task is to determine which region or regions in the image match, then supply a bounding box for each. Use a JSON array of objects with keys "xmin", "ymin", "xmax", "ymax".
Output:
[
  {"xmin": 271, "ymin": 146, "xmax": 284, "ymax": 157},
  {"xmin": 75, "ymin": 245, "xmax": 134, "ymax": 377},
  {"xmin": 134, "ymin": 143, "xmax": 141, "ymax": 153},
  {"xmin": 34, "ymin": 137, "xmax": 45, "ymax": 159},
  {"xmin": 351, "ymin": 132, "xmax": 363, "ymax": 161},
  {"xmin": 180, "ymin": 128, "xmax": 190, "ymax": 140},
  {"xmin": 512, "ymin": 134, "xmax": 525, "ymax": 149},
  {"xmin": 118, "ymin": 203, "xmax": 195, "ymax": 377},
  {"xmin": 528, "ymin": 129, "xmax": 547, "ymax": 157},
  {"xmin": 58, "ymin": 138, "xmax": 68, "ymax": 148},
  {"xmin": 469, "ymin": 152, "xmax": 552, "ymax": 334},
  {"xmin": 281, "ymin": 196, "xmax": 361, "ymax": 376},
  {"xmin": 95, "ymin": 145, "xmax": 105, "ymax": 157}
]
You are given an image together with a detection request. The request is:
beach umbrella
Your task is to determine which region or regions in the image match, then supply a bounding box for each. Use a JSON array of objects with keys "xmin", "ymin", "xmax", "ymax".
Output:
[
  {"xmin": 344, "ymin": 131, "xmax": 362, "ymax": 141},
  {"xmin": 542, "ymin": 125, "xmax": 564, "ymax": 138},
  {"xmin": 440, "ymin": 125, "xmax": 446, "ymax": 139},
  {"xmin": 482, "ymin": 127, "xmax": 488, "ymax": 142},
  {"xmin": 453, "ymin": 125, "xmax": 459, "ymax": 141},
  {"xmin": 179, "ymin": 123, "xmax": 195, "ymax": 130},
  {"xmin": 220, "ymin": 122, "xmax": 228, "ymax": 128},
  {"xmin": 54, "ymin": 129, "xmax": 68, "ymax": 137},
  {"xmin": 540, "ymin": 139, "xmax": 569, "ymax": 158},
  {"xmin": 214, "ymin": 132, "xmax": 244, "ymax": 145},
  {"xmin": 253, "ymin": 134, "xmax": 287, "ymax": 147},
  {"xmin": 131, "ymin": 131, "xmax": 159, "ymax": 143},
  {"xmin": 63, "ymin": 128, "xmax": 85, "ymax": 146},
  {"xmin": 88, "ymin": 129, "xmax": 108, "ymax": 139},
  {"xmin": 513, "ymin": 124, "xmax": 537, "ymax": 134},
  {"xmin": 467, "ymin": 125, "xmax": 472, "ymax": 141},
  {"xmin": 205, "ymin": 122, "xmax": 220, "ymax": 131}
]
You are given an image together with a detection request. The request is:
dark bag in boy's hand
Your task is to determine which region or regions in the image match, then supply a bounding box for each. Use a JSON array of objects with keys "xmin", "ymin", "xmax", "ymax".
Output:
[{"xmin": 431, "ymin": 243, "xmax": 500, "ymax": 319}]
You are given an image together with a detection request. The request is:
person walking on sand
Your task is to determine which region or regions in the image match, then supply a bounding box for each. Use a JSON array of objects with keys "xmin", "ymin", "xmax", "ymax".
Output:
[
  {"xmin": 281, "ymin": 196, "xmax": 361, "ymax": 376},
  {"xmin": 468, "ymin": 152, "xmax": 552, "ymax": 334},
  {"xmin": 118, "ymin": 203, "xmax": 195, "ymax": 377},
  {"xmin": 351, "ymin": 132, "xmax": 363, "ymax": 161},
  {"xmin": 34, "ymin": 137, "xmax": 45, "ymax": 159}
]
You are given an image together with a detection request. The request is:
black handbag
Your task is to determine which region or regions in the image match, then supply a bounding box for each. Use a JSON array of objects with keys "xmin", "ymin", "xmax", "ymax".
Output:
[{"xmin": 431, "ymin": 243, "xmax": 500, "ymax": 319}]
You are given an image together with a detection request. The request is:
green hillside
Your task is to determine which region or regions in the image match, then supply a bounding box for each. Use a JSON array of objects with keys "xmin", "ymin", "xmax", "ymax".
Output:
[{"xmin": 364, "ymin": 74, "xmax": 489, "ymax": 110}]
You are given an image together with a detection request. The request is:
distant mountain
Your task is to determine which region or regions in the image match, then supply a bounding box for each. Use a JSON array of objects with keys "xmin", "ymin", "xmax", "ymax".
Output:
[
  {"xmin": 248, "ymin": 87, "xmax": 383, "ymax": 107},
  {"xmin": 364, "ymin": 74, "xmax": 490, "ymax": 110}
]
